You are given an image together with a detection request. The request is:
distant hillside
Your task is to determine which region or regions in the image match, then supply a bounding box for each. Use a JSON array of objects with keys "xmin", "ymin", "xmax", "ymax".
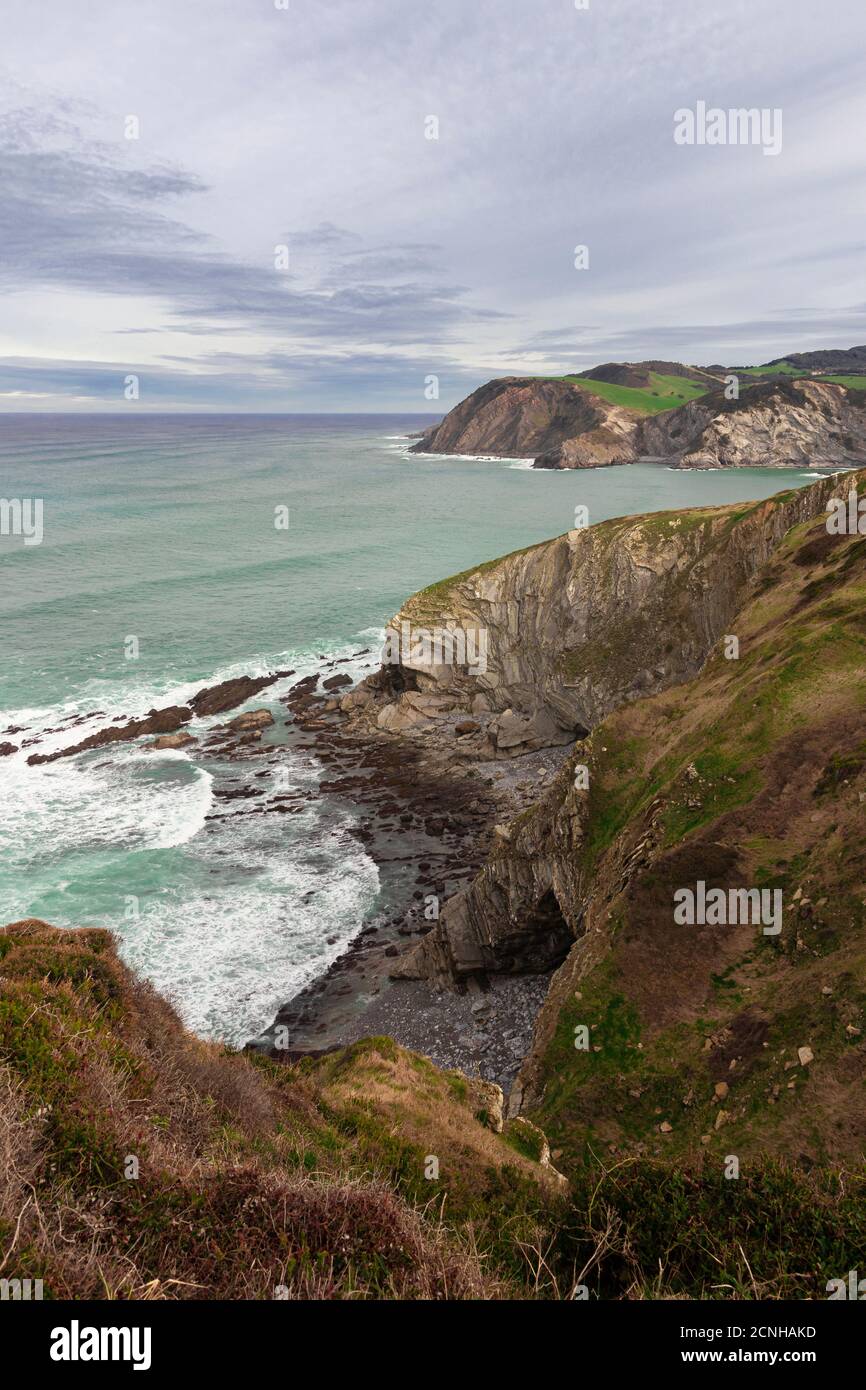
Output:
[
  {"xmin": 409, "ymin": 376, "xmax": 638, "ymax": 464},
  {"xmin": 410, "ymin": 346, "xmax": 866, "ymax": 470}
]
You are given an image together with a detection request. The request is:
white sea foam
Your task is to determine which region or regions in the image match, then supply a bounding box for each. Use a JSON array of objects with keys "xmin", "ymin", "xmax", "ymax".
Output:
[
  {"xmin": 0, "ymin": 630, "xmax": 383, "ymax": 1044},
  {"xmin": 0, "ymin": 745, "xmax": 214, "ymax": 862},
  {"xmin": 117, "ymin": 807, "xmax": 379, "ymax": 1047},
  {"xmin": 399, "ymin": 448, "xmax": 536, "ymax": 464}
]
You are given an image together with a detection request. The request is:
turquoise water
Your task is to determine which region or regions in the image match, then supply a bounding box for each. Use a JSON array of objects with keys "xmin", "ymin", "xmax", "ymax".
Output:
[{"xmin": 0, "ymin": 413, "xmax": 825, "ymax": 1041}]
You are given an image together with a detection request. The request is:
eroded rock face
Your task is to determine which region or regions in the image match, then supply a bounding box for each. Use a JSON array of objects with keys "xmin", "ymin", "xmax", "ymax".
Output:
[
  {"xmin": 642, "ymin": 379, "xmax": 866, "ymax": 469},
  {"xmin": 378, "ymin": 474, "xmax": 845, "ymax": 750},
  {"xmin": 410, "ymin": 377, "xmax": 639, "ymax": 460},
  {"xmin": 392, "ymin": 762, "xmax": 585, "ymax": 986},
  {"xmin": 412, "ymin": 369, "xmax": 866, "ymax": 470},
  {"xmin": 533, "ymin": 424, "xmax": 638, "ymax": 469},
  {"xmin": 388, "ymin": 471, "xmax": 855, "ymax": 988}
]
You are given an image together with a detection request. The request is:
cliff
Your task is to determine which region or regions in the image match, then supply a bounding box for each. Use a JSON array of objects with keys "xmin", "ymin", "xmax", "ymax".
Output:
[
  {"xmin": 5, "ymin": 470, "xmax": 866, "ymax": 1300},
  {"xmin": 410, "ymin": 349, "xmax": 866, "ymax": 470},
  {"xmin": 642, "ymin": 378, "xmax": 866, "ymax": 470},
  {"xmin": 377, "ymin": 468, "xmax": 866, "ymax": 1174},
  {"xmin": 410, "ymin": 375, "xmax": 639, "ymax": 463},
  {"xmin": 370, "ymin": 472, "xmax": 846, "ymax": 757}
]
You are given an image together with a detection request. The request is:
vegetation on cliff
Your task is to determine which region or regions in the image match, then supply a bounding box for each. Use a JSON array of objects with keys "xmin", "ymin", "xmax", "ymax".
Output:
[{"xmin": 0, "ymin": 918, "xmax": 570, "ymax": 1299}]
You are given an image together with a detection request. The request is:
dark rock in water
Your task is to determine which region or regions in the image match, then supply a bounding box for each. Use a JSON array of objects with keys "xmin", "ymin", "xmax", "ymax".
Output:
[
  {"xmin": 189, "ymin": 674, "xmax": 278, "ymax": 717},
  {"xmin": 0, "ymin": 741, "xmax": 18, "ymax": 756},
  {"xmin": 27, "ymin": 706, "xmax": 193, "ymax": 765},
  {"xmin": 289, "ymin": 674, "xmax": 319, "ymax": 697},
  {"xmin": 322, "ymin": 673, "xmax": 352, "ymax": 691}
]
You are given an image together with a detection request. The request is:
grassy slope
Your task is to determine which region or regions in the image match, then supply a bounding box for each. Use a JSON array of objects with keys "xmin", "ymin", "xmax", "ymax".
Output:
[
  {"xmin": 558, "ymin": 372, "xmax": 710, "ymax": 414},
  {"xmin": 823, "ymin": 375, "xmax": 866, "ymax": 390},
  {"xmin": 3, "ymin": 917, "xmax": 862, "ymax": 1300},
  {"xmin": 739, "ymin": 362, "xmax": 803, "ymax": 376},
  {"xmin": 0, "ymin": 920, "xmax": 569, "ymax": 1300},
  {"xmin": 519, "ymin": 503, "xmax": 866, "ymax": 1290},
  {"xmin": 739, "ymin": 364, "xmax": 866, "ymax": 390}
]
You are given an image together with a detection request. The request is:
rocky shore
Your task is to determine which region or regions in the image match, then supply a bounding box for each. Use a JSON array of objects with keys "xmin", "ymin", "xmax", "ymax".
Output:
[
  {"xmin": 244, "ymin": 660, "xmax": 573, "ymax": 1091},
  {"xmin": 10, "ymin": 645, "xmax": 574, "ymax": 1092}
]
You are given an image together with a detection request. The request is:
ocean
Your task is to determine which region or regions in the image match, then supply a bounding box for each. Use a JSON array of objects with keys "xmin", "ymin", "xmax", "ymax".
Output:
[{"xmin": 0, "ymin": 413, "xmax": 826, "ymax": 1044}]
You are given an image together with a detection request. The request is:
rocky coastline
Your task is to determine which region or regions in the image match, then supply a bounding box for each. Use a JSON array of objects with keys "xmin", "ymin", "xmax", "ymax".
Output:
[{"xmin": 410, "ymin": 349, "xmax": 866, "ymax": 471}]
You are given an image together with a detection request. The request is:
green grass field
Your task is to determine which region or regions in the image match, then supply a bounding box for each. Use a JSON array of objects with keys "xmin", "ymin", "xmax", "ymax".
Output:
[
  {"xmin": 536, "ymin": 364, "xmax": 866, "ymax": 414},
  {"xmin": 822, "ymin": 374, "xmax": 866, "ymax": 390},
  {"xmin": 557, "ymin": 371, "xmax": 710, "ymax": 415},
  {"xmin": 739, "ymin": 361, "xmax": 803, "ymax": 377},
  {"xmin": 739, "ymin": 366, "xmax": 866, "ymax": 390}
]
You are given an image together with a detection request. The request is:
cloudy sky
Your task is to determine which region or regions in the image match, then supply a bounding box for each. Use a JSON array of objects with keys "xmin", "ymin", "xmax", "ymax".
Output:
[{"xmin": 1, "ymin": 0, "xmax": 864, "ymax": 411}]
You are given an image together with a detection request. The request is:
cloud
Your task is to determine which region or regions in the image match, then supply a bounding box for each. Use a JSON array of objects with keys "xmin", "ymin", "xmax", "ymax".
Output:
[
  {"xmin": 0, "ymin": 103, "xmax": 504, "ymax": 368},
  {"xmin": 2, "ymin": 0, "xmax": 866, "ymax": 408}
]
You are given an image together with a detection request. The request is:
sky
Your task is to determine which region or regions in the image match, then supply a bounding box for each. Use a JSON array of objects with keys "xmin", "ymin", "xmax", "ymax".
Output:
[{"xmin": 1, "ymin": 0, "xmax": 865, "ymax": 412}]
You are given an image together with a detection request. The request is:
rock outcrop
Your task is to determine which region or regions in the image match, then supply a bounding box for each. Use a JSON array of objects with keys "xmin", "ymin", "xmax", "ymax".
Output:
[
  {"xmin": 374, "ymin": 472, "xmax": 847, "ymax": 756},
  {"xmin": 27, "ymin": 705, "xmax": 194, "ymax": 765},
  {"xmin": 410, "ymin": 376, "xmax": 638, "ymax": 462},
  {"xmin": 642, "ymin": 378, "xmax": 866, "ymax": 469},
  {"xmin": 386, "ymin": 470, "xmax": 859, "ymax": 988},
  {"xmin": 189, "ymin": 673, "xmax": 279, "ymax": 716},
  {"xmin": 394, "ymin": 468, "xmax": 866, "ymax": 1174},
  {"xmin": 409, "ymin": 352, "xmax": 866, "ymax": 470},
  {"xmin": 24, "ymin": 673, "xmax": 285, "ymax": 765}
]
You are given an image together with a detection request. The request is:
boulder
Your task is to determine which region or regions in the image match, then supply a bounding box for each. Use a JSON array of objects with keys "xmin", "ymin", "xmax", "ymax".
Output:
[
  {"xmin": 227, "ymin": 708, "xmax": 275, "ymax": 732},
  {"xmin": 147, "ymin": 732, "xmax": 196, "ymax": 751},
  {"xmin": 491, "ymin": 706, "xmax": 569, "ymax": 754},
  {"xmin": 340, "ymin": 687, "xmax": 373, "ymax": 711}
]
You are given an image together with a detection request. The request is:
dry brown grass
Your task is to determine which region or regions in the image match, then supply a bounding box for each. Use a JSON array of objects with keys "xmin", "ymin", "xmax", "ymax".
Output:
[{"xmin": 0, "ymin": 919, "xmax": 556, "ymax": 1300}]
